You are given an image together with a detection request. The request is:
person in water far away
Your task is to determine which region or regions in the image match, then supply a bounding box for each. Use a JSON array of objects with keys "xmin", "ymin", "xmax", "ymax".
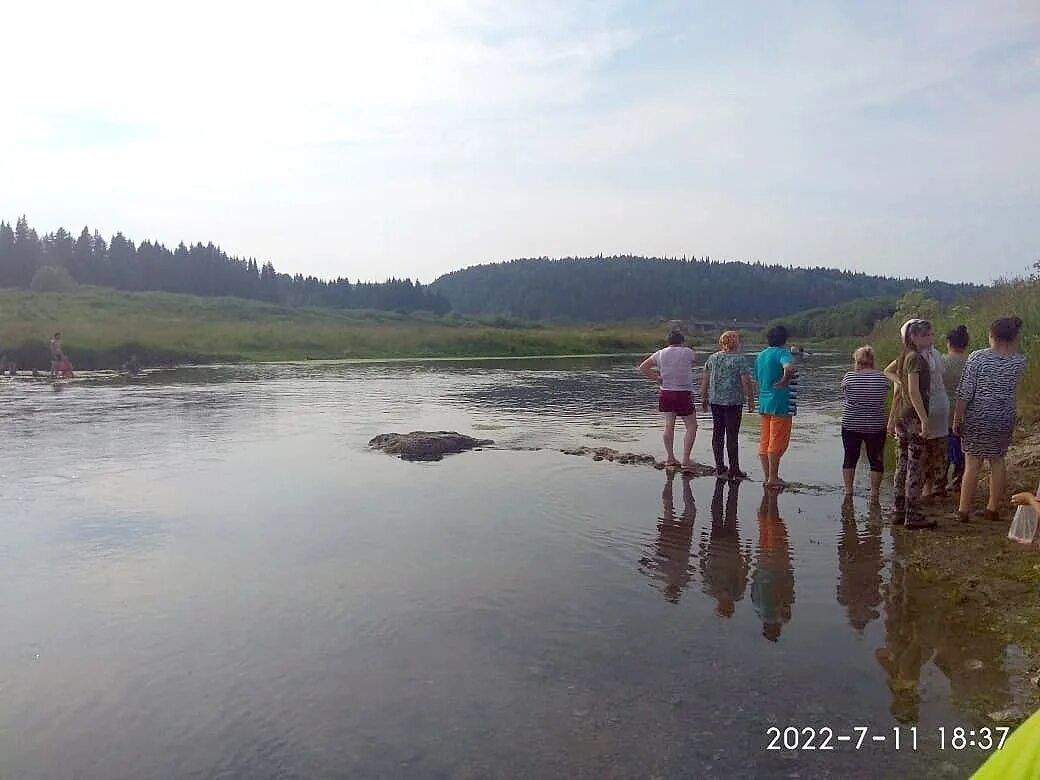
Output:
[{"xmin": 49, "ymin": 331, "xmax": 63, "ymax": 379}]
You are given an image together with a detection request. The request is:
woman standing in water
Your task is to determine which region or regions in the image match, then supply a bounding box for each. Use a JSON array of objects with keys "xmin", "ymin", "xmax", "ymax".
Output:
[
  {"xmin": 700, "ymin": 330, "xmax": 755, "ymax": 480},
  {"xmin": 942, "ymin": 325, "xmax": 970, "ymax": 490},
  {"xmin": 840, "ymin": 346, "xmax": 890, "ymax": 504},
  {"xmin": 888, "ymin": 320, "xmax": 935, "ymax": 528},
  {"xmin": 952, "ymin": 317, "xmax": 1027, "ymax": 523},
  {"xmin": 639, "ymin": 328, "xmax": 698, "ymax": 473}
]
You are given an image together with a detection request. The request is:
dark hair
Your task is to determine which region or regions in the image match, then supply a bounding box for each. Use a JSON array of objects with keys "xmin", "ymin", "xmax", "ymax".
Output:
[
  {"xmin": 766, "ymin": 325, "xmax": 788, "ymax": 347},
  {"xmin": 666, "ymin": 329, "xmax": 684, "ymax": 346},
  {"xmin": 946, "ymin": 324, "xmax": 969, "ymax": 350},
  {"xmin": 990, "ymin": 316, "xmax": 1023, "ymax": 343},
  {"xmin": 53, "ymin": 331, "xmax": 61, "ymax": 338}
]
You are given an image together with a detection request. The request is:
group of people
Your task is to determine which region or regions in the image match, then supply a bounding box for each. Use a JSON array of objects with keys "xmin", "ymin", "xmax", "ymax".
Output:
[
  {"xmin": 842, "ymin": 316, "xmax": 1029, "ymax": 528},
  {"xmin": 639, "ymin": 324, "xmax": 798, "ymax": 489},
  {"xmin": 639, "ymin": 316, "xmax": 1034, "ymax": 529}
]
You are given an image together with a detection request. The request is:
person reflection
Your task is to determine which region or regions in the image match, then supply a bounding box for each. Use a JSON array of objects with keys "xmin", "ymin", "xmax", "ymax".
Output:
[
  {"xmin": 836, "ymin": 500, "xmax": 883, "ymax": 633},
  {"xmin": 751, "ymin": 490, "xmax": 795, "ymax": 641},
  {"xmin": 699, "ymin": 478, "xmax": 751, "ymax": 617},
  {"xmin": 639, "ymin": 471, "xmax": 697, "ymax": 604},
  {"xmin": 876, "ymin": 530, "xmax": 1012, "ymax": 723},
  {"xmin": 874, "ymin": 530, "xmax": 934, "ymax": 723}
]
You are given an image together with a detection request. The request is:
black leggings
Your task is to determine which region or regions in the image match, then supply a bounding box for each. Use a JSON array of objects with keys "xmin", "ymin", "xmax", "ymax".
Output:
[
  {"xmin": 841, "ymin": 428, "xmax": 886, "ymax": 472},
  {"xmin": 711, "ymin": 404, "xmax": 743, "ymax": 469}
]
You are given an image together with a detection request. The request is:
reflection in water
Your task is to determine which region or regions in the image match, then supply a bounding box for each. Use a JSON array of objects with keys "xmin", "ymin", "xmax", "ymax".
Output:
[
  {"xmin": 0, "ymin": 357, "xmax": 1019, "ymax": 778},
  {"xmin": 751, "ymin": 492, "xmax": 796, "ymax": 642},
  {"xmin": 639, "ymin": 472, "xmax": 697, "ymax": 603},
  {"xmin": 876, "ymin": 531, "xmax": 1014, "ymax": 723},
  {"xmin": 836, "ymin": 501, "xmax": 884, "ymax": 633},
  {"xmin": 876, "ymin": 532, "xmax": 941, "ymax": 723},
  {"xmin": 699, "ymin": 479, "xmax": 751, "ymax": 617}
]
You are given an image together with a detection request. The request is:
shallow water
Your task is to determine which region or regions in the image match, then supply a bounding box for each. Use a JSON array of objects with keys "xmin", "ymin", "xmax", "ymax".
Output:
[{"xmin": 0, "ymin": 355, "xmax": 1021, "ymax": 778}]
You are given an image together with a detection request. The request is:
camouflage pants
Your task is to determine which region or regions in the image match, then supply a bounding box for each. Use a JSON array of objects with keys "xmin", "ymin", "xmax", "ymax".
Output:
[
  {"xmin": 894, "ymin": 419, "xmax": 926, "ymax": 523},
  {"xmin": 923, "ymin": 436, "xmax": 948, "ymax": 491}
]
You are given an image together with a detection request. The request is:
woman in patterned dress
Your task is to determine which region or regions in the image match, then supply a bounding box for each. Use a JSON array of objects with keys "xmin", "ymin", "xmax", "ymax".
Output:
[{"xmin": 952, "ymin": 317, "xmax": 1027, "ymax": 523}]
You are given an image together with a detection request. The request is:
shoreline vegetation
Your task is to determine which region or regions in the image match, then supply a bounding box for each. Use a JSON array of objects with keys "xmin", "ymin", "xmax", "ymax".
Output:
[{"xmin": 0, "ymin": 288, "xmax": 682, "ymax": 370}]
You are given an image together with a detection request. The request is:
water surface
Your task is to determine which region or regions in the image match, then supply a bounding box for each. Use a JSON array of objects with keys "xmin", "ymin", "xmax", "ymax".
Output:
[{"xmin": 0, "ymin": 355, "xmax": 1019, "ymax": 778}]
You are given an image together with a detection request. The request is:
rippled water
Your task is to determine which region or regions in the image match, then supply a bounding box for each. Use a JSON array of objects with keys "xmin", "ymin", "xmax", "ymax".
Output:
[{"xmin": 0, "ymin": 355, "xmax": 1020, "ymax": 778}]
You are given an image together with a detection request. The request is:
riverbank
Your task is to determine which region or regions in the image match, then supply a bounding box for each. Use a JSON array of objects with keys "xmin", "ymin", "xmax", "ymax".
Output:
[
  {"xmin": 0, "ymin": 288, "xmax": 681, "ymax": 370},
  {"xmin": 888, "ymin": 423, "xmax": 1040, "ymax": 726}
]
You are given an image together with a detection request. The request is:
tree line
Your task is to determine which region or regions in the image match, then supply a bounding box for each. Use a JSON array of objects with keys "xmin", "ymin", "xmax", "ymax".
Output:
[
  {"xmin": 431, "ymin": 256, "xmax": 979, "ymax": 322},
  {"xmin": 2, "ymin": 216, "xmax": 983, "ymax": 322},
  {"xmin": 0, "ymin": 216, "xmax": 450, "ymax": 313}
]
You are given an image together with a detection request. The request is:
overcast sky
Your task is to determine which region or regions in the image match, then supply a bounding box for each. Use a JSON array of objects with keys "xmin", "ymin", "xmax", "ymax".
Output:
[{"xmin": 1, "ymin": 1, "xmax": 1037, "ymax": 283}]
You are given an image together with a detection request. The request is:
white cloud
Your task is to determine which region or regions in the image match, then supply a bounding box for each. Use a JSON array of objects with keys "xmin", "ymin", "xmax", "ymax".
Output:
[{"xmin": 0, "ymin": 0, "xmax": 1037, "ymax": 284}]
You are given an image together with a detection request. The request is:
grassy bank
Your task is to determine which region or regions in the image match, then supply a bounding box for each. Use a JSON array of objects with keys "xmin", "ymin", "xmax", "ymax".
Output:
[{"xmin": 0, "ymin": 288, "xmax": 678, "ymax": 369}]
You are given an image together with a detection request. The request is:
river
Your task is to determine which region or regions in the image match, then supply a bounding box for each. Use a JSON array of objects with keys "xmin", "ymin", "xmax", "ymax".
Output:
[{"xmin": 0, "ymin": 354, "xmax": 1022, "ymax": 778}]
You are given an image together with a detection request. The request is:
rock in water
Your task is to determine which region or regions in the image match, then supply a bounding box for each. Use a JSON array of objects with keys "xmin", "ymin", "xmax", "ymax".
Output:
[{"xmin": 369, "ymin": 431, "xmax": 494, "ymax": 462}]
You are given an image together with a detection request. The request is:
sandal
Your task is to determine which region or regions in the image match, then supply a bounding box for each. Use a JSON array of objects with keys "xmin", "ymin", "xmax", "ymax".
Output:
[
  {"xmin": 955, "ymin": 511, "xmax": 971, "ymax": 523},
  {"xmin": 984, "ymin": 509, "xmax": 1001, "ymax": 523}
]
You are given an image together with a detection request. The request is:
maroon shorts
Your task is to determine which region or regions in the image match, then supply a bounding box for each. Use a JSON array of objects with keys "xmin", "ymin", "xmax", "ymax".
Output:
[{"xmin": 658, "ymin": 389, "xmax": 695, "ymax": 417}]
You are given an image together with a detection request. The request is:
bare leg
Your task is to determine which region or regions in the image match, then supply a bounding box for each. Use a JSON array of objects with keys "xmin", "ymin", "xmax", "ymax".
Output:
[
  {"xmin": 679, "ymin": 415, "xmax": 697, "ymax": 467},
  {"xmin": 958, "ymin": 455, "xmax": 981, "ymax": 514},
  {"xmin": 988, "ymin": 456, "xmax": 1007, "ymax": 513},
  {"xmin": 842, "ymin": 468, "xmax": 855, "ymax": 496},
  {"xmin": 767, "ymin": 454, "xmax": 783, "ymax": 487},
  {"xmin": 869, "ymin": 471, "xmax": 882, "ymax": 504},
  {"xmin": 663, "ymin": 413, "xmax": 678, "ymax": 464},
  {"xmin": 759, "ymin": 453, "xmax": 769, "ymax": 482}
]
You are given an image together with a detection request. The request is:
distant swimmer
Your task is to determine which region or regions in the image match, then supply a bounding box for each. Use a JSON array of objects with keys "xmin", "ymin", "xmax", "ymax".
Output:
[
  {"xmin": 122, "ymin": 354, "xmax": 141, "ymax": 376},
  {"xmin": 49, "ymin": 331, "xmax": 63, "ymax": 379}
]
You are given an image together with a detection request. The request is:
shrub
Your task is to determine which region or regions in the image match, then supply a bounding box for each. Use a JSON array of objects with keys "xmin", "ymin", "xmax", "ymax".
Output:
[{"xmin": 30, "ymin": 266, "xmax": 78, "ymax": 293}]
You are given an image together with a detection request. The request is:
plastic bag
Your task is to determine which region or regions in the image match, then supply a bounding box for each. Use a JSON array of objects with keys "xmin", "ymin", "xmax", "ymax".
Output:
[{"xmin": 1008, "ymin": 504, "xmax": 1038, "ymax": 544}]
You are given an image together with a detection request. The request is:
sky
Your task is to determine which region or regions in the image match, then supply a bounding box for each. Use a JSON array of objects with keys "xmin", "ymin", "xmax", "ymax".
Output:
[{"xmin": 1, "ymin": 0, "xmax": 1038, "ymax": 284}]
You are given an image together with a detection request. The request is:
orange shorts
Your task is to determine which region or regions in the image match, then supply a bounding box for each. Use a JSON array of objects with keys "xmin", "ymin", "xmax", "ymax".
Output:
[{"xmin": 758, "ymin": 414, "xmax": 793, "ymax": 456}]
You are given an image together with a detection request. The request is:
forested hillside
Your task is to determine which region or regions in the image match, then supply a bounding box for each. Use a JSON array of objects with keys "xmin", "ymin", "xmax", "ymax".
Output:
[
  {"xmin": 0, "ymin": 216, "xmax": 449, "ymax": 314},
  {"xmin": 432, "ymin": 257, "xmax": 978, "ymax": 322}
]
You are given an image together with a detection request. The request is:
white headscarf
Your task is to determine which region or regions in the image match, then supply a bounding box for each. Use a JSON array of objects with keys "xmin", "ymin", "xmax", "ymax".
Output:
[{"xmin": 899, "ymin": 318, "xmax": 923, "ymax": 341}]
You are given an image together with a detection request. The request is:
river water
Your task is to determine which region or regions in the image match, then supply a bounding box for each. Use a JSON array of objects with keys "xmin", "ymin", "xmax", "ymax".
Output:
[{"xmin": 0, "ymin": 355, "xmax": 1022, "ymax": 778}]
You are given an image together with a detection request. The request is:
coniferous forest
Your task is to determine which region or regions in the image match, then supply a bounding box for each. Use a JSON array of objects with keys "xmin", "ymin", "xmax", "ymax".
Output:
[
  {"xmin": 2, "ymin": 216, "xmax": 981, "ymax": 322},
  {"xmin": 0, "ymin": 217, "xmax": 451, "ymax": 314}
]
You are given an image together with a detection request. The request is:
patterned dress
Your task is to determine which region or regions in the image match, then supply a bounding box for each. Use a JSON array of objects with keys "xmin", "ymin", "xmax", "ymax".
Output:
[{"xmin": 957, "ymin": 349, "xmax": 1027, "ymax": 458}]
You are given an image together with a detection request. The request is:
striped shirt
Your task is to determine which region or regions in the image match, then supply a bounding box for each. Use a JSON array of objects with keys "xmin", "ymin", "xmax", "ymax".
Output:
[
  {"xmin": 841, "ymin": 369, "xmax": 890, "ymax": 433},
  {"xmin": 957, "ymin": 349, "xmax": 1026, "ymax": 415}
]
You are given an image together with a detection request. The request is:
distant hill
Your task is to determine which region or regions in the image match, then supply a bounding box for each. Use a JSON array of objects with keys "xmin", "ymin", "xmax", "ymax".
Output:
[{"xmin": 432, "ymin": 256, "xmax": 979, "ymax": 322}]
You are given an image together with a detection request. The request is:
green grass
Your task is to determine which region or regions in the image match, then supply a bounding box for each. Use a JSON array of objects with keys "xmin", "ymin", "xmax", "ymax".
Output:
[{"xmin": 0, "ymin": 287, "xmax": 675, "ymax": 369}]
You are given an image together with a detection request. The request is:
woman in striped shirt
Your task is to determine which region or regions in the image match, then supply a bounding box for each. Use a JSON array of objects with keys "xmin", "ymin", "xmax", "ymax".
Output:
[
  {"xmin": 841, "ymin": 346, "xmax": 891, "ymax": 504},
  {"xmin": 953, "ymin": 317, "xmax": 1027, "ymax": 523}
]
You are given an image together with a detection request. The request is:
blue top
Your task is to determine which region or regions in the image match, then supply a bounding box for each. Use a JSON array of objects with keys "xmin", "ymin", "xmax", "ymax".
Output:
[{"xmin": 755, "ymin": 346, "xmax": 795, "ymax": 416}]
